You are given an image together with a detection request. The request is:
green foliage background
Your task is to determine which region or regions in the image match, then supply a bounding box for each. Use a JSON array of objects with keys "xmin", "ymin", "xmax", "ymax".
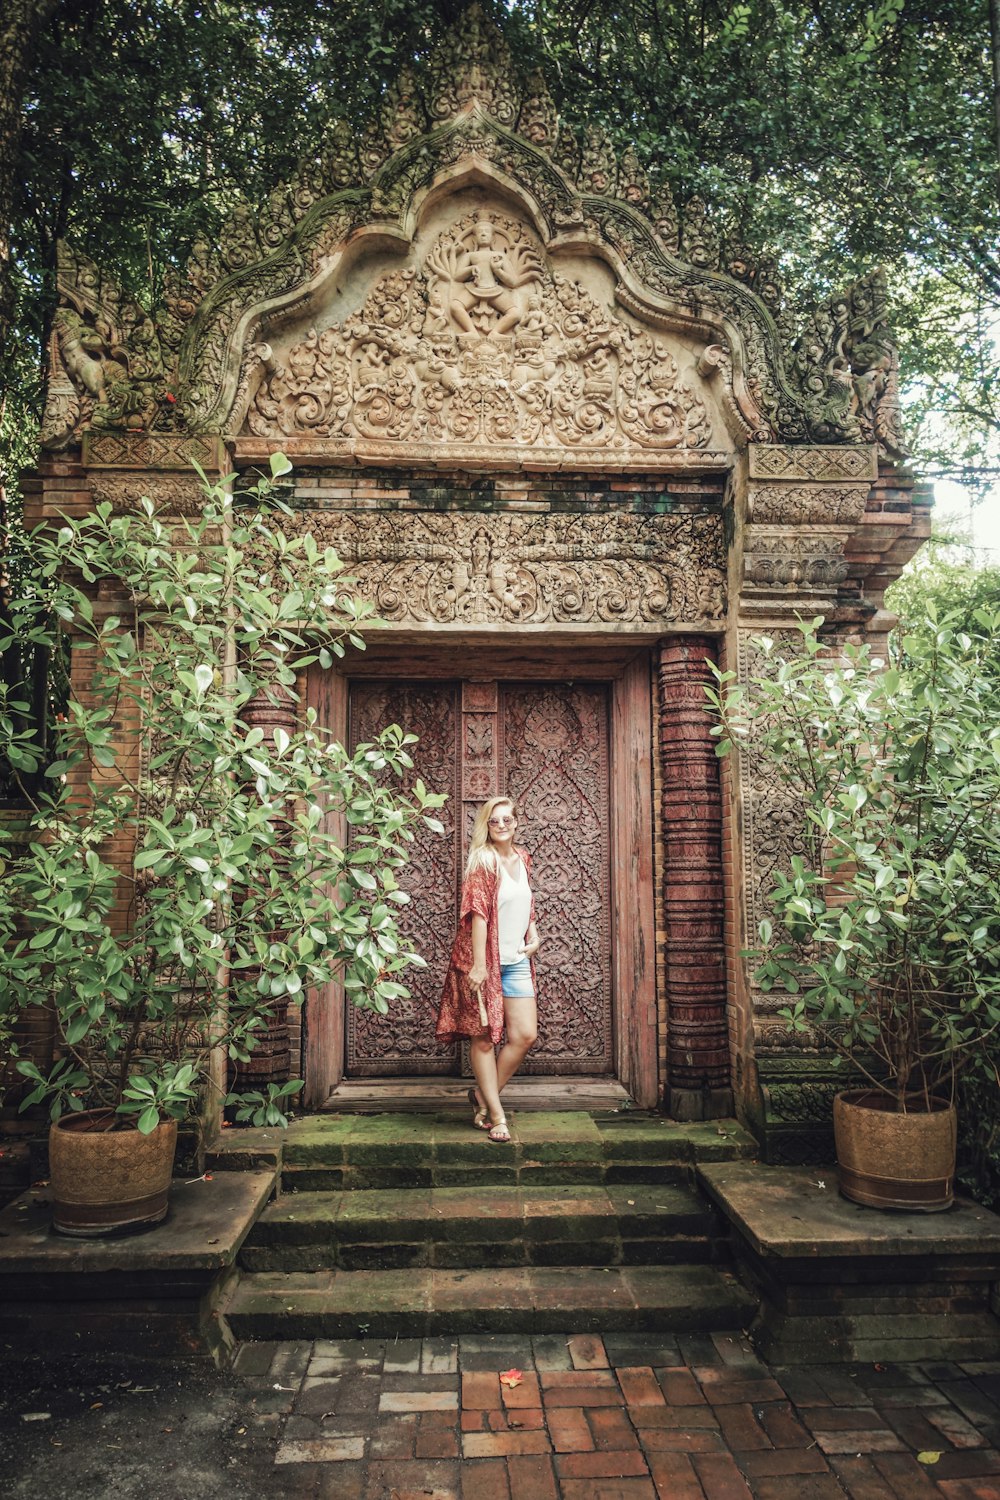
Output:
[
  {"xmin": 3, "ymin": 0, "xmax": 999, "ymax": 492},
  {"xmin": 886, "ymin": 549, "xmax": 1000, "ymax": 1206}
]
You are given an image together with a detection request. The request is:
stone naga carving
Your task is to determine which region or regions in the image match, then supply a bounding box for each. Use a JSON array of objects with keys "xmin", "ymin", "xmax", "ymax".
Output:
[
  {"xmin": 40, "ymin": 245, "xmax": 170, "ymax": 449},
  {"xmin": 248, "ymin": 211, "xmax": 713, "ymax": 455}
]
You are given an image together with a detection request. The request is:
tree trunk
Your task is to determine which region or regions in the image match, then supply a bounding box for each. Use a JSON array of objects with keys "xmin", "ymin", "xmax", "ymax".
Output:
[
  {"xmin": 991, "ymin": 0, "xmax": 1000, "ymax": 205},
  {"xmin": 0, "ymin": 0, "xmax": 59, "ymax": 379}
]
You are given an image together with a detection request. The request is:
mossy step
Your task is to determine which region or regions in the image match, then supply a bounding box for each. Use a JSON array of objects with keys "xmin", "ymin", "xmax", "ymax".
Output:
[
  {"xmin": 278, "ymin": 1112, "xmax": 755, "ymax": 1190},
  {"xmin": 240, "ymin": 1182, "xmax": 725, "ymax": 1271},
  {"xmin": 225, "ymin": 1263, "xmax": 757, "ymax": 1339}
]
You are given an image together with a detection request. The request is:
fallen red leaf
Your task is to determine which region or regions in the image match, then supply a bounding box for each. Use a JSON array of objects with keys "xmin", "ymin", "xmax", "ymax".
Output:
[{"xmin": 499, "ymin": 1368, "xmax": 523, "ymax": 1388}]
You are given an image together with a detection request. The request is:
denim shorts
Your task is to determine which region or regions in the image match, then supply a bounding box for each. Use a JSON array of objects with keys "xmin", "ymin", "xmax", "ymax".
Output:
[{"xmin": 500, "ymin": 956, "xmax": 534, "ymax": 999}]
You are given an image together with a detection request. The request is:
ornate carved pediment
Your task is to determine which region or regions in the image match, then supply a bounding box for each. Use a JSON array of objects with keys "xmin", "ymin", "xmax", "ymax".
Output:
[
  {"xmin": 245, "ymin": 208, "xmax": 723, "ymax": 467},
  {"xmin": 39, "ymin": 6, "xmax": 906, "ymax": 464}
]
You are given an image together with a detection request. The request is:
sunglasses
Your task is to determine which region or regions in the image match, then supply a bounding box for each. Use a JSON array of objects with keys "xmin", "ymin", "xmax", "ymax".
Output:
[{"xmin": 488, "ymin": 815, "xmax": 516, "ymax": 827}]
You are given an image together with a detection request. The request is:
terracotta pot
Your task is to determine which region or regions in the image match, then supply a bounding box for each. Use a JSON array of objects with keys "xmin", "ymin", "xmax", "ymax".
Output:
[
  {"xmin": 48, "ymin": 1109, "xmax": 178, "ymax": 1237},
  {"xmin": 833, "ymin": 1089, "xmax": 957, "ymax": 1212}
]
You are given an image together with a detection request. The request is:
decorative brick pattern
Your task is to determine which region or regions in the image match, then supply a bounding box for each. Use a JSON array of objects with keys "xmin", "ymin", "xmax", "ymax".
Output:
[{"xmin": 233, "ymin": 1331, "xmax": 1000, "ymax": 1497}]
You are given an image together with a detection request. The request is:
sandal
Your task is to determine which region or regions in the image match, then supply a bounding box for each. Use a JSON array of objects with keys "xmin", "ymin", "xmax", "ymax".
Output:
[
  {"xmin": 488, "ymin": 1116, "xmax": 511, "ymax": 1144},
  {"xmin": 467, "ymin": 1087, "xmax": 489, "ymax": 1131}
]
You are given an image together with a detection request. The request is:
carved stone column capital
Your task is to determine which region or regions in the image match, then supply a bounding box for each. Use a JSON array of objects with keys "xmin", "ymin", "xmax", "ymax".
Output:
[{"xmin": 738, "ymin": 443, "xmax": 878, "ymax": 624}]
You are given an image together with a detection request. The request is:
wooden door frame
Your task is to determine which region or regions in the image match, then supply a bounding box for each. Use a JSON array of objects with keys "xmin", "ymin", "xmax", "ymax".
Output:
[{"xmin": 302, "ymin": 638, "xmax": 658, "ymax": 1109}]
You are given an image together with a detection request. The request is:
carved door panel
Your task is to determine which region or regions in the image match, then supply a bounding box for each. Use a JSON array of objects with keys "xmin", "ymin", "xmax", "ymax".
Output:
[
  {"xmin": 346, "ymin": 683, "xmax": 460, "ymax": 1075},
  {"xmin": 345, "ymin": 679, "xmax": 613, "ymax": 1077},
  {"xmin": 501, "ymin": 685, "xmax": 613, "ymax": 1075}
]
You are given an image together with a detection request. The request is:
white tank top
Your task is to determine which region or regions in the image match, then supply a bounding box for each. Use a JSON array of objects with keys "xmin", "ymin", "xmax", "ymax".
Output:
[{"xmin": 497, "ymin": 858, "xmax": 532, "ymax": 966}]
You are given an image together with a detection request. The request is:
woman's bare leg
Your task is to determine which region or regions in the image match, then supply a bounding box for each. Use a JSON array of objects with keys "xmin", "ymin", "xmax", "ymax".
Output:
[
  {"xmin": 496, "ymin": 994, "xmax": 538, "ymax": 1093},
  {"xmin": 470, "ymin": 1034, "xmax": 504, "ymax": 1124}
]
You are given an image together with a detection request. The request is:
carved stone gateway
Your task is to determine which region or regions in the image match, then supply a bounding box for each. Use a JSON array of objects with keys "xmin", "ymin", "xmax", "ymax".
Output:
[{"xmin": 30, "ymin": 6, "xmax": 929, "ymax": 1145}]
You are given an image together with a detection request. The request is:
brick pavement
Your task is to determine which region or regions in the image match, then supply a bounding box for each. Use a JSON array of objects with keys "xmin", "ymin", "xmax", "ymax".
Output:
[{"xmin": 233, "ymin": 1330, "xmax": 1000, "ymax": 1498}]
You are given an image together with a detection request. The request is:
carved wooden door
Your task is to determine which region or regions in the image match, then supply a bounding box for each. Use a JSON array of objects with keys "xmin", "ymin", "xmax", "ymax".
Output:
[
  {"xmin": 346, "ymin": 679, "xmax": 613, "ymax": 1077},
  {"xmin": 347, "ymin": 683, "xmax": 461, "ymax": 1075}
]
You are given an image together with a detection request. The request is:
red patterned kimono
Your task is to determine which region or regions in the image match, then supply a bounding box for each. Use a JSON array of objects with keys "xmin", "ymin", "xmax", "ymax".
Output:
[{"xmin": 435, "ymin": 850, "xmax": 537, "ymax": 1047}]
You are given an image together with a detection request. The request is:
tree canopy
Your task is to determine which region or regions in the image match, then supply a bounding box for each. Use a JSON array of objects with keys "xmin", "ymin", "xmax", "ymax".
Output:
[{"xmin": 1, "ymin": 0, "xmax": 997, "ymax": 489}]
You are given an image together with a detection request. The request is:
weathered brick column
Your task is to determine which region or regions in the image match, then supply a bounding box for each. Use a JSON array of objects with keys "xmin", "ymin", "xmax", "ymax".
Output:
[
  {"xmin": 732, "ymin": 442, "xmax": 930, "ymax": 1160},
  {"xmin": 658, "ymin": 637, "xmax": 732, "ymax": 1120}
]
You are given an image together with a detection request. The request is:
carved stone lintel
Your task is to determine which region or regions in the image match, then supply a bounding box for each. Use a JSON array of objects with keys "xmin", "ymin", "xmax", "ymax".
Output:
[
  {"xmin": 89, "ymin": 471, "xmax": 205, "ymax": 515},
  {"xmin": 747, "ymin": 482, "xmax": 871, "ymax": 526},
  {"xmin": 284, "ymin": 507, "xmax": 726, "ymax": 630},
  {"xmin": 740, "ymin": 449, "xmax": 879, "ymax": 614},
  {"xmin": 742, "ymin": 528, "xmax": 852, "ymax": 592}
]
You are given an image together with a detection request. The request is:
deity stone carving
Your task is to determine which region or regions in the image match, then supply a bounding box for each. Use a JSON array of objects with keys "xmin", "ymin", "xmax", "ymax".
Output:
[{"xmin": 432, "ymin": 211, "xmax": 544, "ymax": 336}]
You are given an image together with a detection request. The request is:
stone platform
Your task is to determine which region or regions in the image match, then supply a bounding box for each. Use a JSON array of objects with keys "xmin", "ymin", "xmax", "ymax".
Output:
[
  {"xmin": 0, "ymin": 1168, "xmax": 274, "ymax": 1363},
  {"xmin": 700, "ymin": 1162, "xmax": 1000, "ymax": 1365},
  {"xmin": 5, "ymin": 1118, "xmax": 1000, "ymax": 1370}
]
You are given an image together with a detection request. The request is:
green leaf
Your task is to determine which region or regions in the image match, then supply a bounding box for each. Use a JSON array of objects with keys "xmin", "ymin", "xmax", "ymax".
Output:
[{"xmin": 133, "ymin": 848, "xmax": 166, "ymax": 870}]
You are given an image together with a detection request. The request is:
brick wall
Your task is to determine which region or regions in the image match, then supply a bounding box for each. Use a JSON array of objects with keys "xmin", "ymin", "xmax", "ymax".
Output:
[{"xmin": 275, "ymin": 465, "xmax": 726, "ymax": 516}]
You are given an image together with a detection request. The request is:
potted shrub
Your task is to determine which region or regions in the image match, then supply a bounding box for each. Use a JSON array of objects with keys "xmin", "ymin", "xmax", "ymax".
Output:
[
  {"xmin": 708, "ymin": 611, "xmax": 1000, "ymax": 1210},
  {"xmin": 0, "ymin": 455, "xmax": 443, "ymax": 1234}
]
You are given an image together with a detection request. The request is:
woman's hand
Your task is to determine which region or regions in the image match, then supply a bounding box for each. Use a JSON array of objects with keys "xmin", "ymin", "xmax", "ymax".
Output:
[
  {"xmin": 520, "ymin": 935, "xmax": 541, "ymax": 959},
  {"xmin": 468, "ymin": 961, "xmax": 488, "ymax": 991}
]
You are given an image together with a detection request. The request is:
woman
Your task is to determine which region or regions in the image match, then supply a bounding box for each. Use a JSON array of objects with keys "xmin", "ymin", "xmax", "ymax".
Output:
[{"xmin": 436, "ymin": 794, "xmax": 541, "ymax": 1143}]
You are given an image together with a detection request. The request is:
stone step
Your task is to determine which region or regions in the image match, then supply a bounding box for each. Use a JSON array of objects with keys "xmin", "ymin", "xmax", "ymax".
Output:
[
  {"xmin": 277, "ymin": 1111, "xmax": 756, "ymax": 1192},
  {"xmin": 224, "ymin": 1263, "xmax": 757, "ymax": 1339},
  {"xmin": 240, "ymin": 1182, "xmax": 726, "ymax": 1271}
]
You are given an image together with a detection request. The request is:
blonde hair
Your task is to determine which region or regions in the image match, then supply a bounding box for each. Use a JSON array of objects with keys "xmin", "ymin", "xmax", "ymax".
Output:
[{"xmin": 466, "ymin": 794, "xmax": 520, "ymax": 877}]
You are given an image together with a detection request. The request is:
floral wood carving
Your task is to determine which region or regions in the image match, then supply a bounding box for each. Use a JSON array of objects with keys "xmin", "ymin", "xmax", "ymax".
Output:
[
  {"xmin": 502, "ymin": 684, "xmax": 613, "ymax": 1074},
  {"xmin": 247, "ymin": 211, "xmax": 714, "ymax": 457},
  {"xmin": 287, "ymin": 508, "xmax": 726, "ymax": 629},
  {"xmin": 347, "ymin": 682, "xmax": 460, "ymax": 1074}
]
